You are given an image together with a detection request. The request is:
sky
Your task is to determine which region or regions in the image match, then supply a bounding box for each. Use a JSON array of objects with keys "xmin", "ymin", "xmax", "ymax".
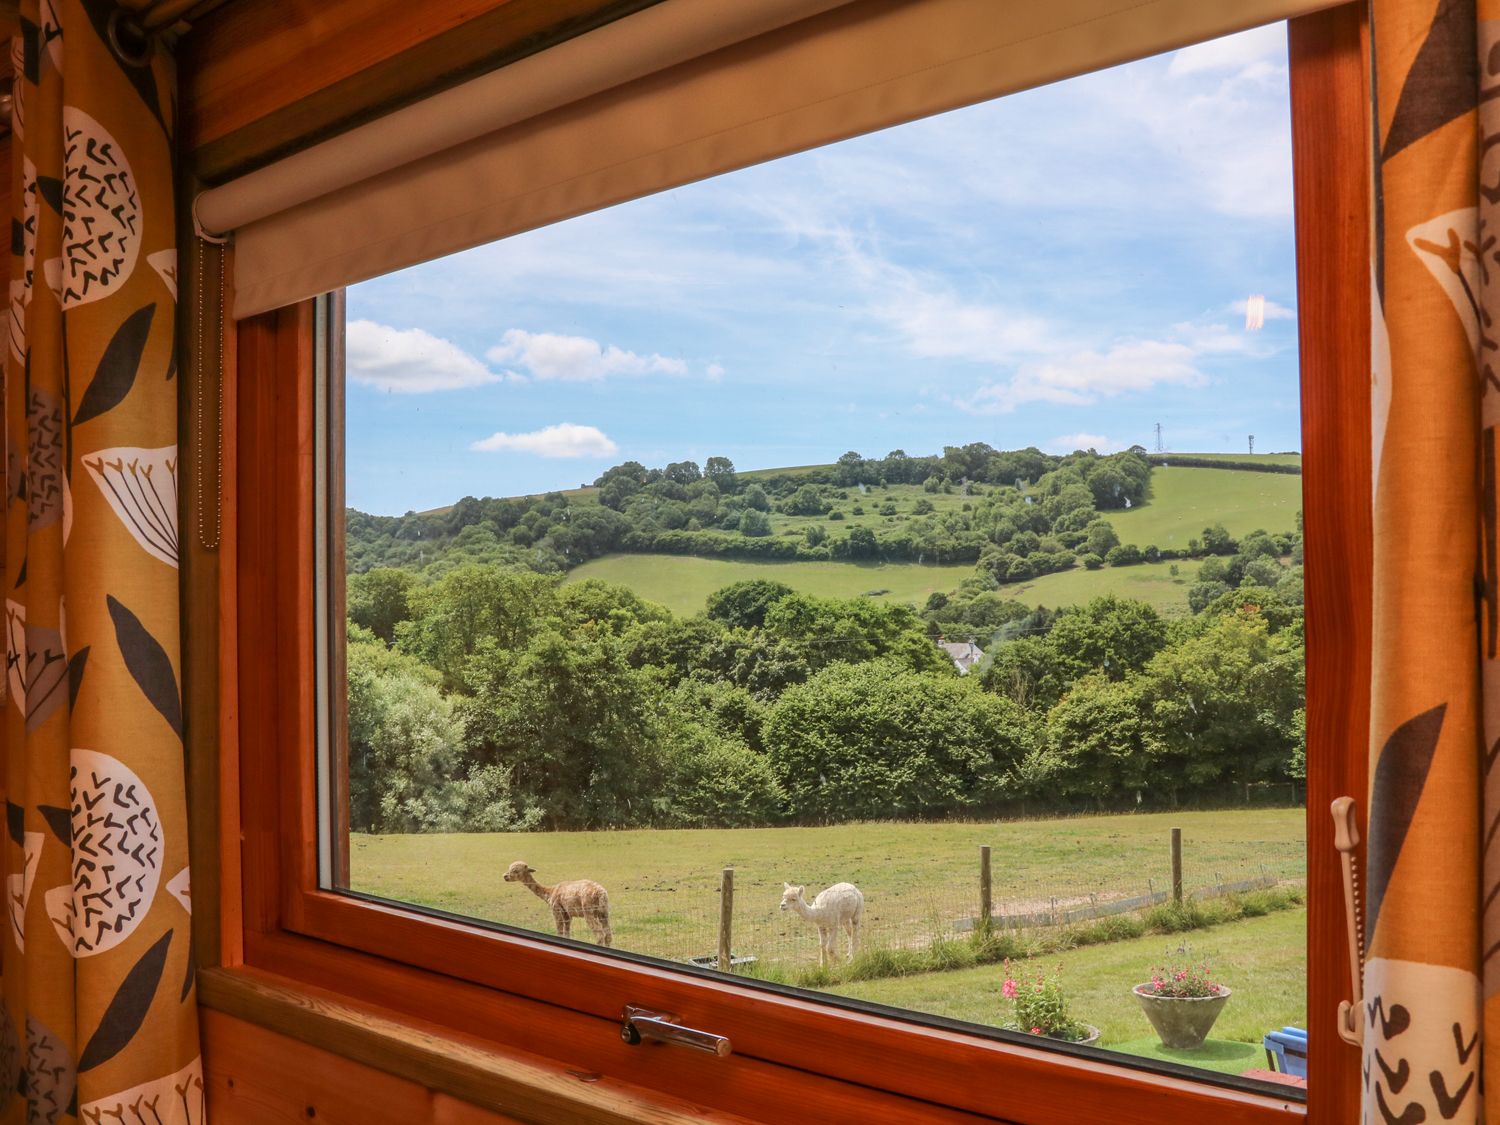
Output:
[{"xmin": 344, "ymin": 22, "xmax": 1300, "ymax": 516}]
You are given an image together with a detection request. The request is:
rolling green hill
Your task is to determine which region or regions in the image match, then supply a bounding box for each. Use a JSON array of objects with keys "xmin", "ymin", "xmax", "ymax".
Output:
[
  {"xmin": 1102, "ymin": 464, "xmax": 1301, "ymax": 549},
  {"xmin": 566, "ymin": 458, "xmax": 1297, "ymax": 615}
]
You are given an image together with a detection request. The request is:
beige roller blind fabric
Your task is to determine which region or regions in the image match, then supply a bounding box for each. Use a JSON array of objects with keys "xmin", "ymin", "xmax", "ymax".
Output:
[{"xmin": 213, "ymin": 0, "xmax": 1340, "ymax": 318}]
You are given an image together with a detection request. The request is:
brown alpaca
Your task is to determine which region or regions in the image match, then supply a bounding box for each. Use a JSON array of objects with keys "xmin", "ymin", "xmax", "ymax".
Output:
[{"xmin": 503, "ymin": 860, "xmax": 612, "ymax": 946}]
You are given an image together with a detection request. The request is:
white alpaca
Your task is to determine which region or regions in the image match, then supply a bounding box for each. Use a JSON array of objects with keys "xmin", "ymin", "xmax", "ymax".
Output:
[{"xmin": 780, "ymin": 881, "xmax": 864, "ymax": 966}]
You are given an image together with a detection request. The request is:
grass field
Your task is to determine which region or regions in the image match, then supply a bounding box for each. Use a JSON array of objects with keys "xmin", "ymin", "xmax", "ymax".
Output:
[
  {"xmin": 563, "ymin": 554, "xmax": 974, "ymax": 616},
  {"xmin": 1104, "ymin": 466, "xmax": 1302, "ymax": 548},
  {"xmin": 349, "ymin": 808, "xmax": 1304, "ymax": 968},
  {"xmin": 1001, "ymin": 558, "xmax": 1208, "ymax": 615},
  {"xmin": 567, "ymin": 551, "xmax": 1223, "ymax": 618},
  {"xmin": 831, "ymin": 907, "xmax": 1305, "ymax": 1056}
]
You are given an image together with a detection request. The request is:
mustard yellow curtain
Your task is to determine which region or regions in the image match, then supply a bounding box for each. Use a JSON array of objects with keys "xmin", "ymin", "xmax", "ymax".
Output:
[
  {"xmin": 1365, "ymin": 0, "xmax": 1492, "ymax": 1120},
  {"xmin": 1, "ymin": 2, "xmax": 203, "ymax": 1121}
]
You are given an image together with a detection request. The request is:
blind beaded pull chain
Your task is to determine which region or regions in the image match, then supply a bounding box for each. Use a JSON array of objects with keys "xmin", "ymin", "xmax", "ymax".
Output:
[{"xmin": 194, "ymin": 238, "xmax": 224, "ymax": 551}]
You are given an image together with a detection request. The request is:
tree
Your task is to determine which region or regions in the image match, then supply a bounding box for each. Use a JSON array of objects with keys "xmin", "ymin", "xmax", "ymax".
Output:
[
  {"xmin": 706, "ymin": 579, "xmax": 796, "ymax": 629},
  {"xmin": 843, "ymin": 525, "xmax": 878, "ymax": 558},
  {"xmin": 660, "ymin": 722, "xmax": 784, "ymax": 827},
  {"xmin": 1201, "ymin": 524, "xmax": 1235, "ymax": 555},
  {"xmin": 743, "ymin": 484, "xmax": 772, "ymax": 512},
  {"xmin": 764, "ymin": 593, "xmax": 951, "ymax": 675},
  {"xmin": 1046, "ymin": 596, "xmax": 1167, "ymax": 683},
  {"xmin": 461, "ymin": 630, "xmax": 677, "ymax": 828},
  {"xmin": 764, "ymin": 661, "xmax": 1038, "ymax": 821},
  {"xmin": 738, "ymin": 509, "xmax": 772, "ymax": 537},
  {"xmin": 557, "ymin": 578, "xmax": 670, "ymax": 634},
  {"xmin": 1105, "ymin": 543, "xmax": 1143, "ymax": 566},
  {"xmin": 1086, "ymin": 466, "xmax": 1131, "ymax": 509},
  {"xmin": 1187, "ymin": 580, "xmax": 1233, "ymax": 613},
  {"xmin": 663, "ymin": 460, "xmax": 702, "ymax": 484},
  {"xmin": 346, "ymin": 628, "xmax": 528, "ymax": 833},
  {"xmin": 1136, "ymin": 611, "xmax": 1303, "ymax": 793},
  {"xmin": 347, "ymin": 567, "xmax": 417, "ymax": 643},
  {"xmin": 980, "ymin": 635, "xmax": 1069, "ymax": 710},
  {"xmin": 1244, "ymin": 556, "xmax": 1285, "ymax": 588},
  {"xmin": 704, "ymin": 455, "xmax": 738, "ymax": 491},
  {"xmin": 833, "ymin": 450, "xmax": 869, "ymax": 487},
  {"xmin": 399, "ymin": 565, "xmax": 559, "ymax": 688},
  {"xmin": 804, "ymin": 524, "xmax": 828, "ymax": 548},
  {"xmin": 1084, "ymin": 520, "xmax": 1120, "ymax": 556},
  {"xmin": 1044, "ymin": 673, "xmax": 1161, "ymax": 803},
  {"xmin": 779, "ymin": 484, "xmax": 829, "ymax": 516}
]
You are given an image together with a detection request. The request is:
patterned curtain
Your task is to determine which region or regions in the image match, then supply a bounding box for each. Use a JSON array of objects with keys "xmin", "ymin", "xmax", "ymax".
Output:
[
  {"xmin": 1, "ymin": 1, "xmax": 203, "ymax": 1122},
  {"xmin": 1366, "ymin": 0, "xmax": 1494, "ymax": 1121}
]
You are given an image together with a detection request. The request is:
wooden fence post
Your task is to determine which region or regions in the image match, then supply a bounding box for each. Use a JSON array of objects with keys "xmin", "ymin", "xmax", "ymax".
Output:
[
  {"xmin": 1171, "ymin": 827, "xmax": 1183, "ymax": 905},
  {"xmin": 979, "ymin": 845, "xmax": 992, "ymax": 932},
  {"xmin": 718, "ymin": 867, "xmax": 734, "ymax": 972}
]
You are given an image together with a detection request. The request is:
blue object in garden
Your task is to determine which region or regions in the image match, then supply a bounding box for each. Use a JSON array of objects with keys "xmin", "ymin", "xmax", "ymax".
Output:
[{"xmin": 1262, "ymin": 1026, "xmax": 1308, "ymax": 1078}]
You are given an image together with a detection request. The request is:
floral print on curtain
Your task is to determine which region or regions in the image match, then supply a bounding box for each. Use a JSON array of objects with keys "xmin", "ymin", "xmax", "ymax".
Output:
[
  {"xmin": 1366, "ymin": 0, "xmax": 1496, "ymax": 1121},
  {"xmin": 1, "ymin": 2, "xmax": 203, "ymax": 1123}
]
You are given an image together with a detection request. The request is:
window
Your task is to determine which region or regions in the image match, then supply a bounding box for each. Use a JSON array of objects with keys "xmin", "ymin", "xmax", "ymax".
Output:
[{"xmin": 224, "ymin": 6, "xmax": 1370, "ymax": 1122}]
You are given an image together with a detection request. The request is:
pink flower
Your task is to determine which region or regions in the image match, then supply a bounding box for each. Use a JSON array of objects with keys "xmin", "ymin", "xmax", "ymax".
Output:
[
  {"xmin": 1002, "ymin": 979, "xmax": 1018, "ymax": 999},
  {"xmin": 1031, "ymin": 1027, "xmax": 1042, "ymax": 1035}
]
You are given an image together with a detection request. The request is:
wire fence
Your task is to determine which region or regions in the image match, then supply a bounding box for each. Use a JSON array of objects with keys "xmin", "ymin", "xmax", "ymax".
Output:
[{"xmin": 515, "ymin": 838, "xmax": 1307, "ymax": 974}]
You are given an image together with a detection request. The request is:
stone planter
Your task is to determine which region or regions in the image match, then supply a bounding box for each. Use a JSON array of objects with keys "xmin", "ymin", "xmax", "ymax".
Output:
[
  {"xmin": 1133, "ymin": 984, "xmax": 1231, "ymax": 1049},
  {"xmin": 1013, "ymin": 1024, "xmax": 1100, "ymax": 1048}
]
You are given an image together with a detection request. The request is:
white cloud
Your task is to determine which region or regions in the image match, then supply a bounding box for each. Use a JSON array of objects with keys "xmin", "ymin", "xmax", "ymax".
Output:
[
  {"xmin": 1045, "ymin": 433, "xmax": 1127, "ymax": 454},
  {"xmin": 1228, "ymin": 296, "xmax": 1296, "ymax": 321},
  {"xmin": 468, "ymin": 423, "xmax": 615, "ymax": 459},
  {"xmin": 470, "ymin": 423, "xmax": 619, "ymax": 458},
  {"xmin": 346, "ymin": 319, "xmax": 502, "ymax": 393},
  {"xmin": 706, "ymin": 362, "xmax": 726, "ymax": 379},
  {"xmin": 1168, "ymin": 23, "xmax": 1286, "ymax": 77},
  {"xmin": 486, "ymin": 328, "xmax": 689, "ymax": 382},
  {"xmin": 874, "ymin": 287, "xmax": 1055, "ymax": 361},
  {"xmin": 957, "ymin": 338, "xmax": 1207, "ymax": 414}
]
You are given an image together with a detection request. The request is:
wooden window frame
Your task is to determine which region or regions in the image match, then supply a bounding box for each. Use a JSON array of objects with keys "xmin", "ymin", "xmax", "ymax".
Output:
[{"xmin": 208, "ymin": 5, "xmax": 1370, "ymax": 1122}]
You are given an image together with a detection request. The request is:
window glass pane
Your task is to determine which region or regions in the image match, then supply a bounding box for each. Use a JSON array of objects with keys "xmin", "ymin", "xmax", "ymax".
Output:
[{"xmin": 328, "ymin": 20, "xmax": 1307, "ymax": 1094}]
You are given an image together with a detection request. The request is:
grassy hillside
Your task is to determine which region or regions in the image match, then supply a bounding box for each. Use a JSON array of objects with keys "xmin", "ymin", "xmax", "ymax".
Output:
[
  {"xmin": 564, "ymin": 555, "xmax": 974, "ymax": 616},
  {"xmin": 1103, "ymin": 465, "xmax": 1302, "ymax": 549},
  {"xmin": 1001, "ymin": 558, "xmax": 1208, "ymax": 615},
  {"xmin": 406, "ymin": 454, "xmax": 1301, "ymax": 616}
]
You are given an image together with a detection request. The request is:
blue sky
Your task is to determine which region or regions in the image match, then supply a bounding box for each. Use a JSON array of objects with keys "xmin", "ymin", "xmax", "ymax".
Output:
[{"xmin": 345, "ymin": 22, "xmax": 1299, "ymax": 516}]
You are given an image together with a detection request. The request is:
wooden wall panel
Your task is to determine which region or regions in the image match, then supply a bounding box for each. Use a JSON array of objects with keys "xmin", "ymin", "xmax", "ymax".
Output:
[
  {"xmin": 203, "ymin": 1010, "xmax": 528, "ymax": 1125},
  {"xmin": 180, "ymin": 0, "xmax": 659, "ymax": 181}
]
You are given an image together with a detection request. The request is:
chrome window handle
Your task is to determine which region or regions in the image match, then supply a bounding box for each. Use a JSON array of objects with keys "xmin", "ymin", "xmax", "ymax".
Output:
[{"xmin": 621, "ymin": 1006, "xmax": 732, "ymax": 1057}]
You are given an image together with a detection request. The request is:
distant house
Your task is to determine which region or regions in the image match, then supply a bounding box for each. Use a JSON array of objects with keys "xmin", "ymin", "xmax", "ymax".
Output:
[{"xmin": 937, "ymin": 638, "xmax": 984, "ymax": 675}]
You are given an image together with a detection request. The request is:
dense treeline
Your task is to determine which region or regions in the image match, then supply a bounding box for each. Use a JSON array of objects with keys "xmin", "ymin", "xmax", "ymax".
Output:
[
  {"xmin": 1145, "ymin": 455, "xmax": 1302, "ymax": 475},
  {"xmin": 345, "ymin": 443, "xmax": 1166, "ymax": 582},
  {"xmin": 347, "ymin": 517, "xmax": 1306, "ymax": 832}
]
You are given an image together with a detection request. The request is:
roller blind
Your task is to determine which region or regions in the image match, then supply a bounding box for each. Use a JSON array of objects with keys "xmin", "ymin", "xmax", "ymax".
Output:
[{"xmin": 202, "ymin": 0, "xmax": 1341, "ymax": 318}]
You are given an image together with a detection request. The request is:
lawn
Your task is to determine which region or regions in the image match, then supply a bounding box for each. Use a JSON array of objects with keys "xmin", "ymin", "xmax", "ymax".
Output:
[
  {"xmin": 1103, "ymin": 466, "xmax": 1303, "ymax": 549},
  {"xmin": 829, "ymin": 907, "xmax": 1305, "ymax": 1058},
  {"xmin": 349, "ymin": 808, "xmax": 1304, "ymax": 970},
  {"xmin": 1001, "ymin": 558, "xmax": 1208, "ymax": 616},
  {"xmin": 563, "ymin": 554, "xmax": 974, "ymax": 616}
]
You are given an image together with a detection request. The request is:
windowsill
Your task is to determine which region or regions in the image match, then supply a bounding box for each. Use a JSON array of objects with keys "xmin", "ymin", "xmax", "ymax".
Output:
[
  {"xmin": 198, "ymin": 958, "xmax": 1306, "ymax": 1125},
  {"xmin": 196, "ymin": 965, "xmax": 749, "ymax": 1125}
]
